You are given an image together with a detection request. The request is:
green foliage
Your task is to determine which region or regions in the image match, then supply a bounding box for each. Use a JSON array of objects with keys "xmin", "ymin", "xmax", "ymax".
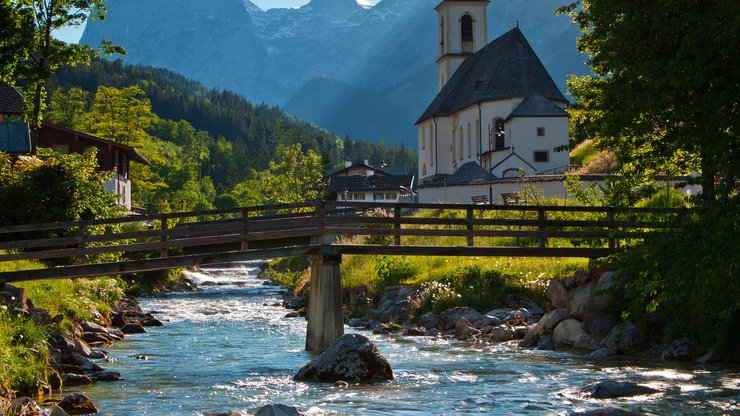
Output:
[
  {"xmin": 373, "ymin": 256, "xmax": 418, "ymax": 291},
  {"xmin": 614, "ymin": 197, "xmax": 740, "ymax": 355},
  {"xmin": 229, "ymin": 144, "xmax": 325, "ymax": 206},
  {"xmin": 0, "ymin": 148, "xmax": 122, "ymax": 226},
  {"xmin": 4, "ymin": 0, "xmax": 123, "ymax": 136},
  {"xmin": 418, "ymin": 266, "xmax": 538, "ymax": 314},
  {"xmin": 46, "ymin": 87, "xmax": 89, "ymax": 128},
  {"xmin": 81, "ymin": 85, "xmax": 155, "ymax": 149},
  {"xmin": 0, "ymin": 310, "xmax": 49, "ymax": 396},
  {"xmin": 560, "ymin": 0, "xmax": 738, "ymax": 200}
]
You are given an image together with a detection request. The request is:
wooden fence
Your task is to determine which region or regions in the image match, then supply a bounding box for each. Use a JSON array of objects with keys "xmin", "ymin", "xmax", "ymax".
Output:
[{"xmin": 0, "ymin": 202, "xmax": 679, "ymax": 282}]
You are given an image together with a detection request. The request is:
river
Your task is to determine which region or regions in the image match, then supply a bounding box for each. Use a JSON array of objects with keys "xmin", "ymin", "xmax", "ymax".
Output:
[{"xmin": 79, "ymin": 262, "xmax": 739, "ymax": 415}]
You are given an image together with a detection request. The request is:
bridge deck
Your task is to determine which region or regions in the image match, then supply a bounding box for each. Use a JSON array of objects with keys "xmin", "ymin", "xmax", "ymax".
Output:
[{"xmin": 0, "ymin": 201, "xmax": 678, "ymax": 283}]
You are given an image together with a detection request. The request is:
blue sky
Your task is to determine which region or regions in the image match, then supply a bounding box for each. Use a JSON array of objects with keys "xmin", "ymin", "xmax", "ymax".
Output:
[{"xmin": 54, "ymin": 0, "xmax": 382, "ymax": 43}]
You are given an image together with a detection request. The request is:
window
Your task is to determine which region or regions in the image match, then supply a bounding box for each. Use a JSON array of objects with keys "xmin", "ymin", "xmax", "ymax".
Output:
[
  {"xmin": 422, "ymin": 163, "xmax": 427, "ymax": 176},
  {"xmin": 373, "ymin": 193, "xmax": 385, "ymax": 200},
  {"xmin": 429, "ymin": 124, "xmax": 434, "ymax": 166},
  {"xmin": 534, "ymin": 151, "xmax": 549, "ymax": 162},
  {"xmin": 475, "ymin": 119, "xmax": 480, "ymax": 155},
  {"xmin": 537, "ymin": 127, "xmax": 545, "ymax": 137},
  {"xmin": 461, "ymin": 14, "xmax": 473, "ymax": 52},
  {"xmin": 52, "ymin": 144, "xmax": 69, "ymax": 154},
  {"xmin": 467, "ymin": 123, "xmax": 471, "ymax": 158},
  {"xmin": 385, "ymin": 192, "xmax": 397, "ymax": 200},
  {"xmin": 421, "ymin": 125, "xmax": 426, "ymax": 149},
  {"xmin": 459, "ymin": 127, "xmax": 463, "ymax": 161}
]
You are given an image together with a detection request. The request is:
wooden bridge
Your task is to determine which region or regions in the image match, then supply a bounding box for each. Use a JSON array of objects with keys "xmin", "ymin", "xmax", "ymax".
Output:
[{"xmin": 0, "ymin": 201, "xmax": 677, "ymax": 351}]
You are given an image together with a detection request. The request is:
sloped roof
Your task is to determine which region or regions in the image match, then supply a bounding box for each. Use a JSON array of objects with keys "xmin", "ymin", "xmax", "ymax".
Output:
[
  {"xmin": 40, "ymin": 122, "xmax": 150, "ymax": 166},
  {"xmin": 506, "ymin": 91, "xmax": 567, "ymax": 120},
  {"xmin": 329, "ymin": 174, "xmax": 414, "ymax": 193},
  {"xmin": 445, "ymin": 161, "xmax": 492, "ymax": 185},
  {"xmin": 0, "ymin": 83, "xmax": 24, "ymax": 115},
  {"xmin": 324, "ymin": 162, "xmax": 406, "ymax": 178},
  {"xmin": 417, "ymin": 27, "xmax": 567, "ymax": 124}
]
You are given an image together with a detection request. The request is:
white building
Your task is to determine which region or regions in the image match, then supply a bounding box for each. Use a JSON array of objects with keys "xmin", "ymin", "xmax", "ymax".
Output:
[{"xmin": 417, "ymin": 0, "xmax": 570, "ymax": 203}]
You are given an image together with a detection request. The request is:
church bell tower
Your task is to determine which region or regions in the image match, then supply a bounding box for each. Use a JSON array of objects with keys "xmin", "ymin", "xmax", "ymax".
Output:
[{"xmin": 436, "ymin": 0, "xmax": 489, "ymax": 91}]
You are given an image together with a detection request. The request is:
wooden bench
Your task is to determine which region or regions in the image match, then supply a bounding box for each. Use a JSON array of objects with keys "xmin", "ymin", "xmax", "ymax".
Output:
[{"xmin": 471, "ymin": 195, "xmax": 489, "ymax": 205}]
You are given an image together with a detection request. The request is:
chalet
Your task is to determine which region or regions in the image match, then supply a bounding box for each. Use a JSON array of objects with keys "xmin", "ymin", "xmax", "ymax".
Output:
[
  {"xmin": 416, "ymin": 0, "xmax": 570, "ymax": 203},
  {"xmin": 37, "ymin": 122, "xmax": 149, "ymax": 210},
  {"xmin": 325, "ymin": 161, "xmax": 415, "ymax": 203},
  {"xmin": 0, "ymin": 83, "xmax": 31, "ymax": 154}
]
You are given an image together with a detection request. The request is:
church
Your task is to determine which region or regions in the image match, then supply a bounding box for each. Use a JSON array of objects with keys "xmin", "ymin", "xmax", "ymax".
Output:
[{"xmin": 416, "ymin": 0, "xmax": 570, "ymax": 203}]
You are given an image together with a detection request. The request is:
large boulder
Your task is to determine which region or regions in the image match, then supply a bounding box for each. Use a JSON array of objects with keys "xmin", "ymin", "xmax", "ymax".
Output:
[
  {"xmin": 553, "ymin": 319, "xmax": 598, "ymax": 350},
  {"xmin": 454, "ymin": 317, "xmax": 480, "ymax": 339},
  {"xmin": 418, "ymin": 312, "xmax": 439, "ymax": 329},
  {"xmin": 254, "ymin": 404, "xmax": 306, "ymax": 416},
  {"xmin": 9, "ymin": 397, "xmax": 42, "ymax": 415},
  {"xmin": 438, "ymin": 307, "xmax": 483, "ymax": 330},
  {"xmin": 600, "ymin": 321, "xmax": 647, "ymax": 354},
  {"xmin": 662, "ymin": 337, "xmax": 696, "ymax": 361},
  {"xmin": 592, "ymin": 272, "xmax": 617, "ymax": 311},
  {"xmin": 568, "ymin": 282, "xmax": 595, "ymax": 319},
  {"xmin": 584, "ymin": 380, "xmax": 659, "ymax": 399},
  {"xmin": 294, "ymin": 334, "xmax": 393, "ymax": 382},
  {"xmin": 518, "ymin": 308, "xmax": 568, "ymax": 347},
  {"xmin": 58, "ymin": 393, "xmax": 98, "ymax": 415},
  {"xmin": 545, "ymin": 278, "xmax": 569, "ymax": 309}
]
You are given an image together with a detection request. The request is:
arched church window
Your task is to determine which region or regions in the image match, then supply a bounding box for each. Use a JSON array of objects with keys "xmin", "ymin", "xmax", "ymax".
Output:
[
  {"xmin": 467, "ymin": 123, "xmax": 472, "ymax": 158},
  {"xmin": 459, "ymin": 126, "xmax": 464, "ymax": 161},
  {"xmin": 461, "ymin": 14, "xmax": 473, "ymax": 52},
  {"xmin": 429, "ymin": 124, "xmax": 434, "ymax": 166},
  {"xmin": 422, "ymin": 164, "xmax": 427, "ymax": 176},
  {"xmin": 421, "ymin": 124, "xmax": 426, "ymax": 149},
  {"xmin": 475, "ymin": 119, "xmax": 480, "ymax": 155}
]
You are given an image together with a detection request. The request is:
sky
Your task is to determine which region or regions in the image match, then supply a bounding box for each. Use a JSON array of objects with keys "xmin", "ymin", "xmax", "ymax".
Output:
[{"xmin": 53, "ymin": 0, "xmax": 382, "ymax": 44}]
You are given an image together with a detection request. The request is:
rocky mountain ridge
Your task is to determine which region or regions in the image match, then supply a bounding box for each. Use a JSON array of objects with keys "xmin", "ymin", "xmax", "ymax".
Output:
[{"xmin": 81, "ymin": 0, "xmax": 588, "ymax": 146}]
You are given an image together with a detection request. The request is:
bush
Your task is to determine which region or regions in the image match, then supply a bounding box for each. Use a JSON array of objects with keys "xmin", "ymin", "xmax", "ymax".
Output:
[
  {"xmin": 0, "ymin": 311, "xmax": 50, "ymax": 396},
  {"xmin": 372, "ymin": 256, "xmax": 418, "ymax": 292},
  {"xmin": 614, "ymin": 196, "xmax": 740, "ymax": 356}
]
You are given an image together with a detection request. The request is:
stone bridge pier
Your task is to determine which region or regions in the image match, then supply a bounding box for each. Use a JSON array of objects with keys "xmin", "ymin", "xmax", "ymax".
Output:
[{"xmin": 305, "ymin": 254, "xmax": 344, "ymax": 352}]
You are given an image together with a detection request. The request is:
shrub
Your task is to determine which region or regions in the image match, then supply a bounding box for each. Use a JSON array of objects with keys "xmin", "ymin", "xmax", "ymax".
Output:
[{"xmin": 372, "ymin": 256, "xmax": 418, "ymax": 292}]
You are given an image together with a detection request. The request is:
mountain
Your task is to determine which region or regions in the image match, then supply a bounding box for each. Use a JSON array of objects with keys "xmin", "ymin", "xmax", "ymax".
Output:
[{"xmin": 80, "ymin": 0, "xmax": 589, "ymax": 147}]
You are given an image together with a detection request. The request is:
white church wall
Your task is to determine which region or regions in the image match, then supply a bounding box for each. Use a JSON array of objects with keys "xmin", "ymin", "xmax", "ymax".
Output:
[{"xmin": 507, "ymin": 116, "xmax": 570, "ymax": 174}]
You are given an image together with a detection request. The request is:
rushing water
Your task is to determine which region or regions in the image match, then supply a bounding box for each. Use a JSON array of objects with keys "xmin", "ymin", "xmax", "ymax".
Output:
[{"xmin": 76, "ymin": 263, "xmax": 738, "ymax": 415}]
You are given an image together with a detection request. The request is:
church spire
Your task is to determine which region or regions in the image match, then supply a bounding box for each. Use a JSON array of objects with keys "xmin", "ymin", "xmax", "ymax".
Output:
[{"xmin": 435, "ymin": 0, "xmax": 489, "ymax": 91}]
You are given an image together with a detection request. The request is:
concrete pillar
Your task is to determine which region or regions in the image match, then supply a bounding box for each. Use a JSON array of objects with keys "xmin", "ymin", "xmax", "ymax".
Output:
[{"xmin": 305, "ymin": 254, "xmax": 344, "ymax": 352}]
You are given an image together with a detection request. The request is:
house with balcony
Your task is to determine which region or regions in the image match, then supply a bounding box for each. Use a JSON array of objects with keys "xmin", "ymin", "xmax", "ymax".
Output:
[{"xmin": 325, "ymin": 161, "xmax": 415, "ymax": 203}]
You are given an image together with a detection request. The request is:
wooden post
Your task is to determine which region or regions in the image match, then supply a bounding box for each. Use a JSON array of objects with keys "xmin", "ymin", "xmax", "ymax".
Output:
[
  {"xmin": 305, "ymin": 253, "xmax": 344, "ymax": 352},
  {"xmin": 317, "ymin": 202, "xmax": 326, "ymax": 245},
  {"xmin": 240, "ymin": 208, "xmax": 249, "ymax": 251},
  {"xmin": 607, "ymin": 208, "xmax": 615, "ymax": 251},
  {"xmin": 466, "ymin": 207, "xmax": 474, "ymax": 247},
  {"xmin": 394, "ymin": 204, "xmax": 401, "ymax": 246},
  {"xmin": 76, "ymin": 224, "xmax": 86, "ymax": 264},
  {"xmin": 538, "ymin": 208, "xmax": 547, "ymax": 249},
  {"xmin": 160, "ymin": 216, "xmax": 169, "ymax": 258}
]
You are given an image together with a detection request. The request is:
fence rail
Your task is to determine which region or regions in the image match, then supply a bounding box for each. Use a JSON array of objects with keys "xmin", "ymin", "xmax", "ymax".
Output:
[{"xmin": 0, "ymin": 202, "xmax": 679, "ymax": 282}]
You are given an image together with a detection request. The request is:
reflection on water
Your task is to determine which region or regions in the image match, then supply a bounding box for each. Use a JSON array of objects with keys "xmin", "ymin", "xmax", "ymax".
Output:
[{"xmin": 78, "ymin": 262, "xmax": 739, "ymax": 415}]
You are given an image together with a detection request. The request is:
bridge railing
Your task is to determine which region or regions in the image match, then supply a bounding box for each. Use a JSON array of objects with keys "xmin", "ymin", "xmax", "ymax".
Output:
[{"xmin": 0, "ymin": 201, "xmax": 680, "ymax": 280}]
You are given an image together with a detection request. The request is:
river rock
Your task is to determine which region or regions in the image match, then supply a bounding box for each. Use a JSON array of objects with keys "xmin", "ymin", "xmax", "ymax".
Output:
[
  {"xmin": 697, "ymin": 347, "xmax": 723, "ymax": 363},
  {"xmin": 58, "ymin": 392, "xmax": 99, "ymax": 415},
  {"xmin": 454, "ymin": 317, "xmax": 480, "ymax": 339},
  {"xmin": 74, "ymin": 340, "xmax": 93, "ymax": 357},
  {"xmin": 63, "ymin": 353, "xmax": 104, "ymax": 375},
  {"xmin": 439, "ymin": 307, "xmax": 482, "ymax": 330},
  {"xmin": 48, "ymin": 405, "xmax": 70, "ymax": 416},
  {"xmin": 402, "ymin": 327, "xmax": 427, "ymax": 336},
  {"xmin": 254, "ymin": 404, "xmax": 306, "ymax": 416},
  {"xmin": 50, "ymin": 332, "xmax": 77, "ymax": 354},
  {"xmin": 10, "ymin": 397, "xmax": 42, "ymax": 415},
  {"xmin": 553, "ymin": 319, "xmax": 597, "ymax": 349},
  {"xmin": 204, "ymin": 412, "xmax": 242, "ymax": 416},
  {"xmin": 592, "ymin": 272, "xmax": 617, "ymax": 311},
  {"xmin": 479, "ymin": 314, "xmax": 503, "ymax": 328},
  {"xmin": 61, "ymin": 373, "xmax": 94, "ymax": 386},
  {"xmin": 121, "ymin": 322, "xmax": 146, "ymax": 334},
  {"xmin": 662, "ymin": 337, "xmax": 695, "ymax": 361},
  {"xmin": 348, "ymin": 318, "xmax": 365, "ymax": 327},
  {"xmin": 585, "ymin": 380, "xmax": 659, "ymax": 399},
  {"xmin": 489, "ymin": 325, "xmax": 515, "ymax": 342},
  {"xmin": 600, "ymin": 321, "xmax": 646, "ymax": 354},
  {"xmin": 80, "ymin": 331, "xmax": 113, "ymax": 346},
  {"xmin": 294, "ymin": 334, "xmax": 394, "ymax": 382},
  {"xmin": 418, "ymin": 312, "xmax": 439, "ymax": 329},
  {"xmin": 576, "ymin": 405, "xmax": 634, "ymax": 415},
  {"xmin": 372, "ymin": 323, "xmax": 392, "ymax": 334},
  {"xmin": 519, "ymin": 308, "xmax": 569, "ymax": 348},
  {"xmin": 587, "ymin": 317, "xmax": 615, "ymax": 343},
  {"xmin": 588, "ymin": 348, "xmax": 617, "ymax": 359},
  {"xmin": 546, "ymin": 278, "xmax": 569, "ymax": 309},
  {"xmin": 93, "ymin": 370, "xmax": 122, "ymax": 381},
  {"xmin": 568, "ymin": 282, "xmax": 595, "ymax": 319},
  {"xmin": 537, "ymin": 335, "xmax": 556, "ymax": 350},
  {"xmin": 0, "ymin": 285, "xmax": 28, "ymax": 309},
  {"xmin": 505, "ymin": 294, "xmax": 545, "ymax": 318}
]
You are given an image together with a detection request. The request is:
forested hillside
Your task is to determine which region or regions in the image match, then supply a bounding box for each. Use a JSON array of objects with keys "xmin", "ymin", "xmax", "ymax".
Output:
[{"xmin": 44, "ymin": 59, "xmax": 416, "ymax": 213}]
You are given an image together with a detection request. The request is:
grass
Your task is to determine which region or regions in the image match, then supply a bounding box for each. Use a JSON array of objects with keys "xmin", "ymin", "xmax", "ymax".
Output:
[{"xmin": 0, "ymin": 310, "xmax": 50, "ymax": 397}]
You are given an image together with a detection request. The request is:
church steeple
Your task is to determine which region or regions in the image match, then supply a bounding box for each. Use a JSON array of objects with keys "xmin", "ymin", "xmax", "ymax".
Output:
[{"xmin": 435, "ymin": 0, "xmax": 489, "ymax": 91}]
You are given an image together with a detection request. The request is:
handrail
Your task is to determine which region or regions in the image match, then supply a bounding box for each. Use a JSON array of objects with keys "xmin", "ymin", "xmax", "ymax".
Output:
[{"xmin": 0, "ymin": 202, "xmax": 680, "ymax": 282}]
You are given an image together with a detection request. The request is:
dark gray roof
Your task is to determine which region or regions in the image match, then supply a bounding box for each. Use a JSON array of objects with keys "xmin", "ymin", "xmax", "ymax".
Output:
[
  {"xmin": 445, "ymin": 162, "xmax": 492, "ymax": 185},
  {"xmin": 0, "ymin": 83, "xmax": 24, "ymax": 115},
  {"xmin": 417, "ymin": 27, "xmax": 567, "ymax": 124},
  {"xmin": 324, "ymin": 162, "xmax": 406, "ymax": 178},
  {"xmin": 329, "ymin": 175, "xmax": 414, "ymax": 193},
  {"xmin": 506, "ymin": 91, "xmax": 567, "ymax": 120}
]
